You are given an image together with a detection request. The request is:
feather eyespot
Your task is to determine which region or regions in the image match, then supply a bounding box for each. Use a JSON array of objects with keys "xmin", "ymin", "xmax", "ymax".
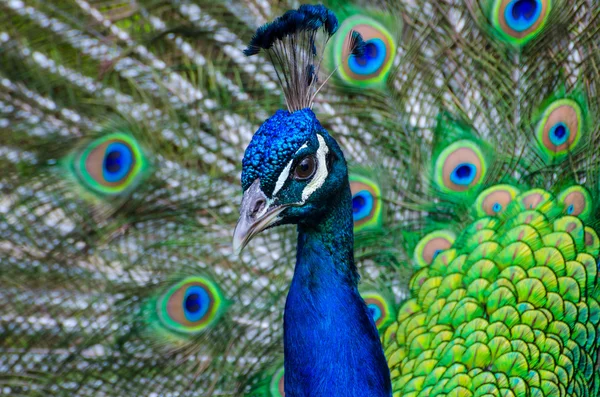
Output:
[
  {"xmin": 584, "ymin": 227, "xmax": 600, "ymax": 256},
  {"xmin": 349, "ymin": 174, "xmax": 382, "ymax": 232},
  {"xmin": 361, "ymin": 292, "xmax": 394, "ymax": 331},
  {"xmin": 414, "ymin": 230, "xmax": 456, "ymax": 269},
  {"xmin": 69, "ymin": 133, "xmax": 148, "ymax": 196},
  {"xmin": 557, "ymin": 186, "xmax": 591, "ymax": 220},
  {"xmin": 157, "ymin": 277, "xmax": 225, "ymax": 334},
  {"xmin": 434, "ymin": 141, "xmax": 486, "ymax": 193},
  {"xmin": 536, "ymin": 99, "xmax": 583, "ymax": 159},
  {"xmin": 333, "ymin": 15, "xmax": 395, "ymax": 86},
  {"xmin": 518, "ymin": 189, "xmax": 552, "ymax": 210},
  {"xmin": 474, "ymin": 185, "xmax": 520, "ymax": 217},
  {"xmin": 492, "ymin": 0, "xmax": 550, "ymax": 45}
]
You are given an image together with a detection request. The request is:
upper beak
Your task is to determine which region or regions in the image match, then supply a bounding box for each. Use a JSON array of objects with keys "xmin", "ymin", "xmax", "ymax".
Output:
[{"xmin": 232, "ymin": 180, "xmax": 288, "ymax": 255}]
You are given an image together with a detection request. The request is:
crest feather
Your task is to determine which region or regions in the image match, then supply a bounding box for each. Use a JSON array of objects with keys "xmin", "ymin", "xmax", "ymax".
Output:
[{"xmin": 244, "ymin": 5, "xmax": 365, "ymax": 112}]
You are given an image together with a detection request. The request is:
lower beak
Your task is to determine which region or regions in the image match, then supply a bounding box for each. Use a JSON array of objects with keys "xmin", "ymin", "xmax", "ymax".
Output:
[{"xmin": 232, "ymin": 180, "xmax": 288, "ymax": 255}]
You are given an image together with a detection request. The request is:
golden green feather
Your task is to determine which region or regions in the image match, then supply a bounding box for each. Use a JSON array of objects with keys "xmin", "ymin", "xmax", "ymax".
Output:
[{"xmin": 385, "ymin": 187, "xmax": 600, "ymax": 397}]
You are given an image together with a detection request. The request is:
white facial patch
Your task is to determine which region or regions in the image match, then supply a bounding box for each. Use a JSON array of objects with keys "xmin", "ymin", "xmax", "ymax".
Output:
[
  {"xmin": 301, "ymin": 134, "xmax": 329, "ymax": 202},
  {"xmin": 272, "ymin": 142, "xmax": 308, "ymax": 197}
]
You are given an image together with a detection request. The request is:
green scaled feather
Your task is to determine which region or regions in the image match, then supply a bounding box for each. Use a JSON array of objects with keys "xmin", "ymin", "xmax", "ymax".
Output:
[{"xmin": 385, "ymin": 187, "xmax": 600, "ymax": 396}]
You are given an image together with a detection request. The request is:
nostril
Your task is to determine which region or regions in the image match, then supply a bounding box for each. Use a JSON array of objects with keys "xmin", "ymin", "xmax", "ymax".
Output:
[{"xmin": 250, "ymin": 199, "xmax": 266, "ymax": 218}]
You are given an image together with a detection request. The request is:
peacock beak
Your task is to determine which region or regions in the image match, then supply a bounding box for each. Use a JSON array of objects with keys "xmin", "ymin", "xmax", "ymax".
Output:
[{"xmin": 233, "ymin": 179, "xmax": 289, "ymax": 255}]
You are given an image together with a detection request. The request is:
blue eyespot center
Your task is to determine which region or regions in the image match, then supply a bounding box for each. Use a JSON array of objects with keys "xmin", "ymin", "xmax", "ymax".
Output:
[
  {"xmin": 492, "ymin": 202, "xmax": 503, "ymax": 213},
  {"xmin": 433, "ymin": 249, "xmax": 442, "ymax": 260},
  {"xmin": 353, "ymin": 195, "xmax": 366, "ymax": 212},
  {"xmin": 513, "ymin": 0, "xmax": 537, "ymax": 20},
  {"xmin": 549, "ymin": 122, "xmax": 570, "ymax": 146},
  {"xmin": 450, "ymin": 163, "xmax": 476, "ymax": 186},
  {"xmin": 185, "ymin": 293, "xmax": 201, "ymax": 313},
  {"xmin": 348, "ymin": 38, "xmax": 386, "ymax": 76},
  {"xmin": 505, "ymin": 0, "xmax": 541, "ymax": 32},
  {"xmin": 368, "ymin": 304, "xmax": 382, "ymax": 322},
  {"xmin": 352, "ymin": 191, "xmax": 374, "ymax": 222},
  {"xmin": 183, "ymin": 286, "xmax": 210, "ymax": 322},
  {"xmin": 104, "ymin": 151, "xmax": 122, "ymax": 173},
  {"xmin": 554, "ymin": 125, "xmax": 566, "ymax": 139},
  {"xmin": 567, "ymin": 204, "xmax": 575, "ymax": 214},
  {"xmin": 355, "ymin": 42, "xmax": 378, "ymax": 65},
  {"xmin": 103, "ymin": 142, "xmax": 133, "ymax": 183}
]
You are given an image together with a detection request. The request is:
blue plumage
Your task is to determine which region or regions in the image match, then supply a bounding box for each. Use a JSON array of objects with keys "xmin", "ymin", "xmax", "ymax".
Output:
[{"xmin": 284, "ymin": 185, "xmax": 391, "ymax": 397}]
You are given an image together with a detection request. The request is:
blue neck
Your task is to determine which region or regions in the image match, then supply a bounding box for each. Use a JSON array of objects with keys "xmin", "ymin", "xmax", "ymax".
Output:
[{"xmin": 283, "ymin": 182, "xmax": 391, "ymax": 397}]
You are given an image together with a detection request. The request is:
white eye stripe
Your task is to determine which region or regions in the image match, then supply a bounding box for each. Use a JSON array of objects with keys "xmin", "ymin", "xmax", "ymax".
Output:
[
  {"xmin": 272, "ymin": 159, "xmax": 294, "ymax": 197},
  {"xmin": 272, "ymin": 142, "xmax": 309, "ymax": 197},
  {"xmin": 301, "ymin": 135, "xmax": 329, "ymax": 202}
]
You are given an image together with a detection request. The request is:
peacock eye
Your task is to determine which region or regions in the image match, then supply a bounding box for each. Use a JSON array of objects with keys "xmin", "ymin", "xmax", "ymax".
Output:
[
  {"xmin": 68, "ymin": 132, "xmax": 148, "ymax": 196},
  {"xmin": 333, "ymin": 15, "xmax": 396, "ymax": 87},
  {"xmin": 474, "ymin": 184, "xmax": 520, "ymax": 217},
  {"xmin": 156, "ymin": 276, "xmax": 225, "ymax": 334},
  {"xmin": 557, "ymin": 186, "xmax": 591, "ymax": 220},
  {"xmin": 535, "ymin": 99, "xmax": 583, "ymax": 161},
  {"xmin": 349, "ymin": 174, "xmax": 383, "ymax": 232},
  {"xmin": 293, "ymin": 155, "xmax": 317, "ymax": 181}
]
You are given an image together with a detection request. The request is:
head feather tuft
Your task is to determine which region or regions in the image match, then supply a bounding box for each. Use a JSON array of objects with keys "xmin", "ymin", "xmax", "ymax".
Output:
[{"xmin": 243, "ymin": 5, "xmax": 362, "ymax": 112}]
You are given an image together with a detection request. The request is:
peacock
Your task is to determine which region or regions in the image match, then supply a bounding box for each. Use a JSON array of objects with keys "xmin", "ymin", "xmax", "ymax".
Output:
[{"xmin": 2, "ymin": 0, "xmax": 600, "ymax": 396}]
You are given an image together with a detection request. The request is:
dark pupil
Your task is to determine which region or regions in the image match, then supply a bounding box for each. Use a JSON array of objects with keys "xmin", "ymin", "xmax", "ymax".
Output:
[
  {"xmin": 369, "ymin": 306, "xmax": 377, "ymax": 317},
  {"xmin": 104, "ymin": 150, "xmax": 122, "ymax": 173},
  {"xmin": 512, "ymin": 0, "xmax": 537, "ymax": 20},
  {"xmin": 355, "ymin": 42, "xmax": 378, "ymax": 66},
  {"xmin": 554, "ymin": 125, "xmax": 566, "ymax": 139},
  {"xmin": 185, "ymin": 293, "xmax": 201, "ymax": 313},
  {"xmin": 352, "ymin": 196, "xmax": 366, "ymax": 213},
  {"xmin": 296, "ymin": 157, "xmax": 314, "ymax": 178},
  {"xmin": 456, "ymin": 165, "xmax": 472, "ymax": 179}
]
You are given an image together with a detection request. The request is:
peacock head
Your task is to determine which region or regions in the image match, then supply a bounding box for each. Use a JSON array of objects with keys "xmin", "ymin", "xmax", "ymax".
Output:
[
  {"xmin": 233, "ymin": 4, "xmax": 365, "ymax": 254},
  {"xmin": 233, "ymin": 108, "xmax": 348, "ymax": 253}
]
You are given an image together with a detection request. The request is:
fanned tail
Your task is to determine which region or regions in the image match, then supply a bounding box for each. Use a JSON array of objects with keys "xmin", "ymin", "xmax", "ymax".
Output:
[{"xmin": 4, "ymin": 0, "xmax": 600, "ymax": 396}]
